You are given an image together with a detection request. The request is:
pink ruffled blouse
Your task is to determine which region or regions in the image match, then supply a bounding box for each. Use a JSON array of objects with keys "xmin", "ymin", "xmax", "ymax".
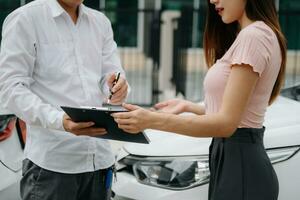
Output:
[{"xmin": 203, "ymin": 21, "xmax": 282, "ymax": 128}]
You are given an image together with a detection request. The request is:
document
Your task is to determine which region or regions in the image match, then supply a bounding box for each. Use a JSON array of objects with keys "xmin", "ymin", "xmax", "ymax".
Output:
[{"xmin": 61, "ymin": 106, "xmax": 150, "ymax": 144}]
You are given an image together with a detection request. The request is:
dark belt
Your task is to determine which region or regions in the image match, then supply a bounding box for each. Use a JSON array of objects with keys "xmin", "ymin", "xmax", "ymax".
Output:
[{"xmin": 215, "ymin": 126, "xmax": 265, "ymax": 144}]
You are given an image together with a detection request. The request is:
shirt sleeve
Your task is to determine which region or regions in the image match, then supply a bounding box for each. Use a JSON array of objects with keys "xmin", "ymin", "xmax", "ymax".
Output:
[
  {"xmin": 0, "ymin": 10, "xmax": 65, "ymax": 131},
  {"xmin": 98, "ymin": 14, "xmax": 130, "ymax": 97},
  {"xmin": 230, "ymin": 28, "xmax": 272, "ymax": 77}
]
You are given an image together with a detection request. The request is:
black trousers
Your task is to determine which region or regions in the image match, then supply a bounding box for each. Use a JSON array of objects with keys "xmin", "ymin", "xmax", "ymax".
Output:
[
  {"xmin": 208, "ymin": 127, "xmax": 279, "ymax": 200},
  {"xmin": 20, "ymin": 159, "xmax": 112, "ymax": 200}
]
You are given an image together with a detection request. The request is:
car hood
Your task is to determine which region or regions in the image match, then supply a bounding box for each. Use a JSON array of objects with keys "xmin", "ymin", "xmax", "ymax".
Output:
[{"xmin": 123, "ymin": 96, "xmax": 300, "ymax": 157}]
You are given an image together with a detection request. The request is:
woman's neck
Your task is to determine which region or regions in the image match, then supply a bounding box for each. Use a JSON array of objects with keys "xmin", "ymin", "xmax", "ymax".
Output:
[{"xmin": 239, "ymin": 12, "xmax": 255, "ymax": 29}]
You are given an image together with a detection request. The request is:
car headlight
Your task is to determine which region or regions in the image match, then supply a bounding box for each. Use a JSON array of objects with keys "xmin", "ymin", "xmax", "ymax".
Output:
[
  {"xmin": 120, "ymin": 156, "xmax": 210, "ymax": 190},
  {"xmin": 117, "ymin": 146, "xmax": 300, "ymax": 190},
  {"xmin": 267, "ymin": 146, "xmax": 300, "ymax": 164}
]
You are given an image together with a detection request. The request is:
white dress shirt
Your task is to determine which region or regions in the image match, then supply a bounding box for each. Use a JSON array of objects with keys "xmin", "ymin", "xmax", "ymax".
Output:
[{"xmin": 0, "ymin": 0, "xmax": 126, "ymax": 173}]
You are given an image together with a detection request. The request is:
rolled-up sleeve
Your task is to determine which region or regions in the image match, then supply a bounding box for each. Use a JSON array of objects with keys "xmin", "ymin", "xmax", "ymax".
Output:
[{"xmin": 0, "ymin": 11, "xmax": 65, "ymax": 131}]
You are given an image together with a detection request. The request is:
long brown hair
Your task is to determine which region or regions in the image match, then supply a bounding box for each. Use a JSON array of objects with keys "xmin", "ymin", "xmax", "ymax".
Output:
[{"xmin": 204, "ymin": 0, "xmax": 287, "ymax": 105}]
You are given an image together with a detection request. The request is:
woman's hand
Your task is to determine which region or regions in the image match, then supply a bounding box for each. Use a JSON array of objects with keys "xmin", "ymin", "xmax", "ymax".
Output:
[
  {"xmin": 153, "ymin": 99, "xmax": 190, "ymax": 114},
  {"xmin": 111, "ymin": 103, "xmax": 153, "ymax": 134},
  {"xmin": 63, "ymin": 114, "xmax": 107, "ymax": 136}
]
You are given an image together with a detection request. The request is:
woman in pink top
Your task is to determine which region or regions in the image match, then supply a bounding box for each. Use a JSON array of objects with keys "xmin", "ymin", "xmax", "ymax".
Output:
[{"xmin": 112, "ymin": 0, "xmax": 286, "ymax": 199}]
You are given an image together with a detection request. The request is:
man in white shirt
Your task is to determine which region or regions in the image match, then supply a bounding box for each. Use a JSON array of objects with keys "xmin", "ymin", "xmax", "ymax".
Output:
[{"xmin": 0, "ymin": 0, "xmax": 129, "ymax": 199}]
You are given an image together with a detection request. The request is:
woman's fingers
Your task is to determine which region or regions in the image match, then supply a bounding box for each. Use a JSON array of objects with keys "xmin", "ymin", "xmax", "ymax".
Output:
[
  {"xmin": 114, "ymin": 118, "xmax": 132, "ymax": 125},
  {"xmin": 124, "ymin": 129, "xmax": 139, "ymax": 134},
  {"xmin": 118, "ymin": 125, "xmax": 140, "ymax": 134},
  {"xmin": 111, "ymin": 105, "xmax": 139, "ymax": 118},
  {"xmin": 111, "ymin": 106, "xmax": 148, "ymax": 134},
  {"xmin": 122, "ymin": 103, "xmax": 140, "ymax": 111},
  {"xmin": 154, "ymin": 102, "xmax": 168, "ymax": 109},
  {"xmin": 111, "ymin": 112, "xmax": 131, "ymax": 119},
  {"xmin": 149, "ymin": 107, "xmax": 157, "ymax": 111},
  {"xmin": 117, "ymin": 124, "xmax": 133, "ymax": 130}
]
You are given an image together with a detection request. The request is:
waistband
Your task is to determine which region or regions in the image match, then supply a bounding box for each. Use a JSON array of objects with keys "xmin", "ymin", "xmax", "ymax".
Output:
[{"xmin": 215, "ymin": 127, "xmax": 265, "ymax": 144}]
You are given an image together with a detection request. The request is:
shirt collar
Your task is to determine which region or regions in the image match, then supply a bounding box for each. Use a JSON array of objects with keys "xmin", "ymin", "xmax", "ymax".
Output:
[
  {"xmin": 47, "ymin": 0, "xmax": 88, "ymax": 18},
  {"xmin": 78, "ymin": 4, "xmax": 88, "ymax": 18}
]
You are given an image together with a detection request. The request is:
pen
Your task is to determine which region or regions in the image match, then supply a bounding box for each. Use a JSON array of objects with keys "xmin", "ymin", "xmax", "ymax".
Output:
[{"xmin": 107, "ymin": 72, "xmax": 121, "ymax": 104}]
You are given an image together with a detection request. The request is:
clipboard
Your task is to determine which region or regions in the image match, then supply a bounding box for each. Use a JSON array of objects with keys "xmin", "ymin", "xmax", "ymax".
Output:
[{"xmin": 61, "ymin": 106, "xmax": 150, "ymax": 144}]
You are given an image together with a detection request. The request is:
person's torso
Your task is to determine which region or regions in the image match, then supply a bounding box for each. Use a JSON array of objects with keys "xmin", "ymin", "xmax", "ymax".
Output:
[
  {"xmin": 203, "ymin": 21, "xmax": 282, "ymax": 128},
  {"xmin": 27, "ymin": 0, "xmax": 109, "ymax": 108},
  {"xmin": 15, "ymin": 0, "xmax": 116, "ymax": 173}
]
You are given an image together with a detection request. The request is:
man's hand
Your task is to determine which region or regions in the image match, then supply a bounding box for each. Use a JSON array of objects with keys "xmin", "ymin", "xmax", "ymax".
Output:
[
  {"xmin": 106, "ymin": 73, "xmax": 128, "ymax": 105},
  {"xmin": 63, "ymin": 114, "xmax": 107, "ymax": 136}
]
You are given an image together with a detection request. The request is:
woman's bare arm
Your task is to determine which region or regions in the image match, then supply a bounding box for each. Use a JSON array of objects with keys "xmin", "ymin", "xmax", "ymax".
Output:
[
  {"xmin": 113, "ymin": 64, "xmax": 259, "ymax": 138},
  {"xmin": 149, "ymin": 64, "xmax": 259, "ymax": 137}
]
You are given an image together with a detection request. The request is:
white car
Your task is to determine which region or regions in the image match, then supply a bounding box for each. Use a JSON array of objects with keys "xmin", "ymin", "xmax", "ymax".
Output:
[
  {"xmin": 112, "ymin": 86, "xmax": 300, "ymax": 200},
  {"xmin": 0, "ymin": 110, "xmax": 24, "ymax": 200}
]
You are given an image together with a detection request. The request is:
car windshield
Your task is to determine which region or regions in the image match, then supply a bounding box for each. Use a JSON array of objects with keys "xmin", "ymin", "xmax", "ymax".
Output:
[{"xmin": 280, "ymin": 84, "xmax": 300, "ymax": 101}]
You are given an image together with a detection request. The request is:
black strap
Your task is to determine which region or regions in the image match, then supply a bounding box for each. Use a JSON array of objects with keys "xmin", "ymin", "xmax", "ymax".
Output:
[{"xmin": 15, "ymin": 118, "xmax": 25, "ymax": 149}]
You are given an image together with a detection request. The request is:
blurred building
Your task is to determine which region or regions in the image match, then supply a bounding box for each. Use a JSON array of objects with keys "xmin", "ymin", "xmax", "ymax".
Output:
[{"xmin": 0, "ymin": 0, "xmax": 300, "ymax": 104}]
